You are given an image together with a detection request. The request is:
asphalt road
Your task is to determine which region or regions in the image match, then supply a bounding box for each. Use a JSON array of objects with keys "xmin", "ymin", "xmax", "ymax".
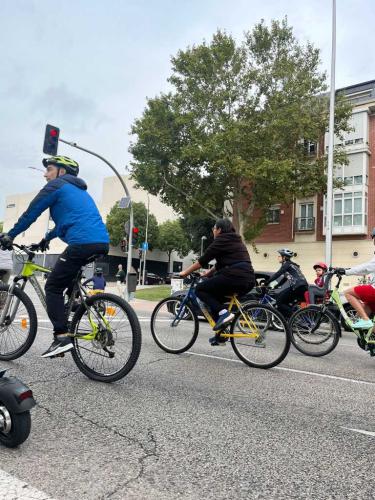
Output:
[{"xmin": 1, "ymin": 284, "xmax": 375, "ymax": 500}]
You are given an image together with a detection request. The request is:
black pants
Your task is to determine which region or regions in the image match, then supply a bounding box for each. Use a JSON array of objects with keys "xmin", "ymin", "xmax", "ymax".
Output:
[
  {"xmin": 276, "ymin": 285, "xmax": 308, "ymax": 319},
  {"xmin": 195, "ymin": 274, "xmax": 255, "ymax": 318},
  {"xmin": 45, "ymin": 243, "xmax": 109, "ymax": 335}
]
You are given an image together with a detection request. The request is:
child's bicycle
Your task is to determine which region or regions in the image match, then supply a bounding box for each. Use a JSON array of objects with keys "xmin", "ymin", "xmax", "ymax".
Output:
[
  {"xmin": 150, "ymin": 273, "xmax": 290, "ymax": 369},
  {"xmin": 288, "ymin": 268, "xmax": 375, "ymax": 357},
  {"xmin": 0, "ymin": 243, "xmax": 142, "ymax": 382}
]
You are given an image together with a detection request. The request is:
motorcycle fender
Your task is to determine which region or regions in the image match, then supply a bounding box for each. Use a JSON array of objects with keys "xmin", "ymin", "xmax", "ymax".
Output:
[{"xmin": 0, "ymin": 376, "xmax": 36, "ymax": 413}]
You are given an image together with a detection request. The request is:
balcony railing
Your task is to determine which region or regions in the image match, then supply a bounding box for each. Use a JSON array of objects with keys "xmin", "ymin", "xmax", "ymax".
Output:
[{"xmin": 295, "ymin": 217, "xmax": 315, "ymax": 232}]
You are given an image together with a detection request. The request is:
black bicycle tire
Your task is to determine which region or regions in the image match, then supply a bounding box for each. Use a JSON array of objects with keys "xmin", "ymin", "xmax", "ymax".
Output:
[
  {"xmin": 0, "ymin": 408, "xmax": 31, "ymax": 448},
  {"xmin": 289, "ymin": 305, "xmax": 340, "ymax": 357},
  {"xmin": 0, "ymin": 284, "xmax": 38, "ymax": 361},
  {"xmin": 230, "ymin": 303, "xmax": 290, "ymax": 369},
  {"xmin": 70, "ymin": 293, "xmax": 142, "ymax": 383},
  {"xmin": 150, "ymin": 297, "xmax": 199, "ymax": 354}
]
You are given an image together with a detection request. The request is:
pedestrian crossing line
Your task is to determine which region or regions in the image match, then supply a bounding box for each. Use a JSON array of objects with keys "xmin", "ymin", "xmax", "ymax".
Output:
[
  {"xmin": 0, "ymin": 468, "xmax": 54, "ymax": 499},
  {"xmin": 342, "ymin": 427, "xmax": 375, "ymax": 437}
]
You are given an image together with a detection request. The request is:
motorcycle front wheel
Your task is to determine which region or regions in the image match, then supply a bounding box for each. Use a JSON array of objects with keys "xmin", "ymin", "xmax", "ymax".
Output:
[{"xmin": 0, "ymin": 404, "xmax": 31, "ymax": 447}]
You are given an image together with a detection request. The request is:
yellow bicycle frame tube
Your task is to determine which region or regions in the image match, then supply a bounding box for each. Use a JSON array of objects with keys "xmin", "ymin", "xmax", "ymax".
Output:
[{"xmin": 21, "ymin": 261, "xmax": 51, "ymax": 277}]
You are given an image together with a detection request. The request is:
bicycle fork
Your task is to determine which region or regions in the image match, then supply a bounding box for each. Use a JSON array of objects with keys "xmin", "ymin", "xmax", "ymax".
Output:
[{"xmin": 0, "ymin": 283, "xmax": 22, "ymax": 326}]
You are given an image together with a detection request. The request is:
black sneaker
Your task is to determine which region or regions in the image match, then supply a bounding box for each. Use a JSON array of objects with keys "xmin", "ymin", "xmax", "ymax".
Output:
[
  {"xmin": 209, "ymin": 333, "xmax": 228, "ymax": 346},
  {"xmin": 42, "ymin": 336, "xmax": 73, "ymax": 358}
]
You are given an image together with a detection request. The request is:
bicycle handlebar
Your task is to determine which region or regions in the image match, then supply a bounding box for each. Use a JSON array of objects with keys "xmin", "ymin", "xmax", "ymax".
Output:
[{"xmin": 7, "ymin": 243, "xmax": 41, "ymax": 260}]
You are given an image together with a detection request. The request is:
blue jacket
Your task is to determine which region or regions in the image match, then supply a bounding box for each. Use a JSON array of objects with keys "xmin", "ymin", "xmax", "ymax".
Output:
[{"xmin": 8, "ymin": 175, "xmax": 109, "ymax": 245}]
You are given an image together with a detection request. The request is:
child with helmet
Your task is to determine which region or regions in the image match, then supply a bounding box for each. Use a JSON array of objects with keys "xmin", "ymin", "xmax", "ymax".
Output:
[
  {"xmin": 307, "ymin": 262, "xmax": 328, "ymax": 304},
  {"xmin": 264, "ymin": 249, "xmax": 308, "ymax": 319}
]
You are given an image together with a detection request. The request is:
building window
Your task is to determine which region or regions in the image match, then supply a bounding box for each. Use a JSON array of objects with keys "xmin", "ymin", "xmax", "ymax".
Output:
[
  {"xmin": 267, "ymin": 207, "xmax": 280, "ymax": 224},
  {"xmin": 297, "ymin": 203, "xmax": 314, "ymax": 230},
  {"xmin": 333, "ymin": 191, "xmax": 364, "ymax": 227}
]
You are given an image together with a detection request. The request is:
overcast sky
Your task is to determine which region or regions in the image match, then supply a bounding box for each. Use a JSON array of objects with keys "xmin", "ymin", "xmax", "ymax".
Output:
[{"xmin": 1, "ymin": 0, "xmax": 375, "ymax": 220}]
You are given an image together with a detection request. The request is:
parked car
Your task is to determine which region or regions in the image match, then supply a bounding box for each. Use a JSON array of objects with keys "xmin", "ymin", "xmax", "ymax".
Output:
[
  {"xmin": 145, "ymin": 273, "xmax": 164, "ymax": 285},
  {"xmin": 164, "ymin": 272, "xmax": 180, "ymax": 284}
]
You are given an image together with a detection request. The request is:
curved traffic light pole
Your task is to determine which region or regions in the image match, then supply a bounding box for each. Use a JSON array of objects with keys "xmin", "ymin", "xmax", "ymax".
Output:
[{"xmin": 59, "ymin": 138, "xmax": 133, "ymax": 301}]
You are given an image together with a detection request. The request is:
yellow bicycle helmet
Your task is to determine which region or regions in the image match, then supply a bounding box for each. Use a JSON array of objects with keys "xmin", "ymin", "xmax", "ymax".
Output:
[{"xmin": 42, "ymin": 156, "xmax": 79, "ymax": 176}]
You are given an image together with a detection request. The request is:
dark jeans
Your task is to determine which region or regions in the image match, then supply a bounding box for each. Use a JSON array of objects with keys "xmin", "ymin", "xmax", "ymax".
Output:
[
  {"xmin": 276, "ymin": 285, "xmax": 308, "ymax": 319},
  {"xmin": 45, "ymin": 243, "xmax": 109, "ymax": 335},
  {"xmin": 195, "ymin": 274, "xmax": 255, "ymax": 318}
]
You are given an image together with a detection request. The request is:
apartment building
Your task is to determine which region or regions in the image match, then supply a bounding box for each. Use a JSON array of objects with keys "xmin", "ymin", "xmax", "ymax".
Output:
[{"xmin": 250, "ymin": 79, "xmax": 375, "ymax": 284}]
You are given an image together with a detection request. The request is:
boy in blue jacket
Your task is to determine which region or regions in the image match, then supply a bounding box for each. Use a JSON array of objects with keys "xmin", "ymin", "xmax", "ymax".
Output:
[{"xmin": 0, "ymin": 156, "xmax": 109, "ymax": 358}]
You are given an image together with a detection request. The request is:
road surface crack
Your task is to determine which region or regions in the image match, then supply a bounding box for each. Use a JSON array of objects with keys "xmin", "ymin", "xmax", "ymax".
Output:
[{"xmin": 69, "ymin": 409, "xmax": 159, "ymax": 497}]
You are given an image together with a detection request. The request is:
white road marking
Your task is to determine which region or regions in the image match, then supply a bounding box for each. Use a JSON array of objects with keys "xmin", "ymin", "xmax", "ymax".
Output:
[
  {"xmin": 0, "ymin": 468, "xmax": 54, "ymax": 499},
  {"xmin": 186, "ymin": 351, "xmax": 375, "ymax": 386},
  {"xmin": 342, "ymin": 427, "xmax": 375, "ymax": 437}
]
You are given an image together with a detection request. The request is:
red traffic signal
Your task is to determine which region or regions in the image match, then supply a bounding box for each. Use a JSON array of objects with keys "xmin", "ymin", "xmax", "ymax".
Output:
[
  {"xmin": 132, "ymin": 227, "xmax": 139, "ymax": 246},
  {"xmin": 43, "ymin": 124, "xmax": 60, "ymax": 155}
]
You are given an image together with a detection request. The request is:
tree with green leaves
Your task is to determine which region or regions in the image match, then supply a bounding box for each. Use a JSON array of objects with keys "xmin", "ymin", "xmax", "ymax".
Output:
[
  {"xmin": 130, "ymin": 18, "xmax": 352, "ymax": 241},
  {"xmin": 157, "ymin": 220, "xmax": 191, "ymax": 266},
  {"xmin": 180, "ymin": 214, "xmax": 214, "ymax": 255},
  {"xmin": 106, "ymin": 201, "xmax": 159, "ymax": 249}
]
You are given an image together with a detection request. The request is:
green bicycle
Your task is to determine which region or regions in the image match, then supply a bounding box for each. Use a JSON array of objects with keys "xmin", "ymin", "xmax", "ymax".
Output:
[
  {"xmin": 0, "ymin": 244, "xmax": 142, "ymax": 382},
  {"xmin": 289, "ymin": 268, "xmax": 375, "ymax": 357}
]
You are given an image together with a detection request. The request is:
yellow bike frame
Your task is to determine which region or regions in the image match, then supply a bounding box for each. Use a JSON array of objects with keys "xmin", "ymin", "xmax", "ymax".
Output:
[{"xmin": 199, "ymin": 295, "xmax": 260, "ymax": 340}]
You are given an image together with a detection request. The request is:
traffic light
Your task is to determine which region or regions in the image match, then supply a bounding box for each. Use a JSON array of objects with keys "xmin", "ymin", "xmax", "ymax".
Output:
[
  {"xmin": 132, "ymin": 227, "xmax": 139, "ymax": 246},
  {"xmin": 43, "ymin": 124, "xmax": 60, "ymax": 155},
  {"xmin": 120, "ymin": 238, "xmax": 127, "ymax": 252}
]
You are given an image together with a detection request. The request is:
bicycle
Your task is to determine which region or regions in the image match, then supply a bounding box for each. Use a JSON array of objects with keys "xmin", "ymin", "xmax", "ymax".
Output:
[
  {"xmin": 150, "ymin": 273, "xmax": 290, "ymax": 369},
  {"xmin": 288, "ymin": 268, "xmax": 375, "ymax": 357},
  {"xmin": 0, "ymin": 243, "xmax": 142, "ymax": 382}
]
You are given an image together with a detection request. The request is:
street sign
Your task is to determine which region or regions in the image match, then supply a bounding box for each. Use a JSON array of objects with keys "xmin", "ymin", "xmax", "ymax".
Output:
[
  {"xmin": 118, "ymin": 197, "xmax": 131, "ymax": 209},
  {"xmin": 124, "ymin": 220, "xmax": 130, "ymax": 235},
  {"xmin": 142, "ymin": 242, "xmax": 149, "ymax": 250}
]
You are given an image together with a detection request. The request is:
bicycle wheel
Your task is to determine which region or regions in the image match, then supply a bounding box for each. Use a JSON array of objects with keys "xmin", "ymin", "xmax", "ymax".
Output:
[
  {"xmin": 289, "ymin": 305, "xmax": 340, "ymax": 357},
  {"xmin": 150, "ymin": 297, "xmax": 199, "ymax": 353},
  {"xmin": 230, "ymin": 303, "xmax": 290, "ymax": 369},
  {"xmin": 0, "ymin": 285, "xmax": 37, "ymax": 361},
  {"xmin": 70, "ymin": 293, "xmax": 142, "ymax": 382}
]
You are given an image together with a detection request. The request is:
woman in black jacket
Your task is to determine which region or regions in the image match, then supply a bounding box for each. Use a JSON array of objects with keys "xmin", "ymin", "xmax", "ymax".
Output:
[{"xmin": 180, "ymin": 219, "xmax": 255, "ymax": 345}]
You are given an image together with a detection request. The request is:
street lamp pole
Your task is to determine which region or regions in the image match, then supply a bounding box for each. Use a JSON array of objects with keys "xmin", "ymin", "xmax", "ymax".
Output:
[
  {"xmin": 142, "ymin": 194, "xmax": 149, "ymax": 286},
  {"xmin": 200, "ymin": 235, "xmax": 207, "ymax": 256},
  {"xmin": 325, "ymin": 0, "xmax": 336, "ymax": 267}
]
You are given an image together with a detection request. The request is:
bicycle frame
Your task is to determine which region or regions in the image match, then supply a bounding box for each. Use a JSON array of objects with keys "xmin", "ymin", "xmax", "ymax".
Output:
[
  {"xmin": 0, "ymin": 246, "xmax": 109, "ymax": 341},
  {"xmin": 328, "ymin": 274, "xmax": 375, "ymax": 345},
  {"xmin": 175, "ymin": 277, "xmax": 260, "ymax": 339}
]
